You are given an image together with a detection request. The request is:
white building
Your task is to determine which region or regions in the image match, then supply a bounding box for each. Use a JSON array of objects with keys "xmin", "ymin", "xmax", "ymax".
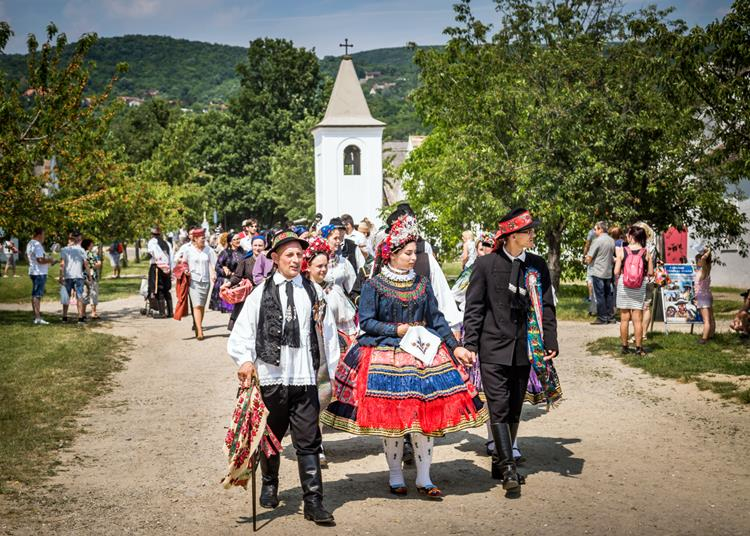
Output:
[
  {"xmin": 688, "ymin": 195, "xmax": 750, "ymax": 288},
  {"xmin": 313, "ymin": 57, "xmax": 385, "ymax": 225}
]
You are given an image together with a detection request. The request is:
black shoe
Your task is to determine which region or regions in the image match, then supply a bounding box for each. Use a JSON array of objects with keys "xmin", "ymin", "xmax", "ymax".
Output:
[
  {"xmin": 62, "ymin": 316, "xmax": 69, "ymax": 323},
  {"xmin": 621, "ymin": 345, "xmax": 630, "ymax": 355},
  {"xmin": 259, "ymin": 454, "xmax": 280, "ymax": 509},
  {"xmin": 490, "ymin": 423, "xmax": 523, "ymax": 492},
  {"xmin": 165, "ymin": 295, "xmax": 174, "ymax": 318},
  {"xmin": 402, "ymin": 434, "xmax": 414, "ymax": 465},
  {"xmin": 590, "ymin": 319, "xmax": 607, "ymax": 325},
  {"xmin": 78, "ymin": 317, "xmax": 87, "ymax": 323},
  {"xmin": 298, "ymin": 454, "xmax": 334, "ymax": 525}
]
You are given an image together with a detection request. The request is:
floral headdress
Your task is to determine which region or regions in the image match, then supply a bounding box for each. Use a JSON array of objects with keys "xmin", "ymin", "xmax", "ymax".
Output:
[
  {"xmin": 479, "ymin": 232, "xmax": 495, "ymax": 248},
  {"xmin": 301, "ymin": 236, "xmax": 331, "ymax": 272},
  {"xmin": 377, "ymin": 214, "xmax": 418, "ymax": 262}
]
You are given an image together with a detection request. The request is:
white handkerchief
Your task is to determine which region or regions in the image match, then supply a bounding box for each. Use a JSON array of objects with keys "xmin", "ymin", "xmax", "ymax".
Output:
[{"xmin": 399, "ymin": 326, "xmax": 441, "ymax": 366}]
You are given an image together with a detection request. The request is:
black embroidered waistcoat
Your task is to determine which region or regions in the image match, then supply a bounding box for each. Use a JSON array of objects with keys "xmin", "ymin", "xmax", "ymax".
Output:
[{"xmin": 255, "ymin": 274, "xmax": 323, "ymax": 371}]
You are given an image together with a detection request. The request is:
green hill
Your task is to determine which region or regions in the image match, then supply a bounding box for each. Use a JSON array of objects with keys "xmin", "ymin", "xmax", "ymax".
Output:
[
  {"xmin": 0, "ymin": 35, "xmax": 430, "ymax": 138},
  {"xmin": 0, "ymin": 35, "xmax": 246, "ymax": 105}
]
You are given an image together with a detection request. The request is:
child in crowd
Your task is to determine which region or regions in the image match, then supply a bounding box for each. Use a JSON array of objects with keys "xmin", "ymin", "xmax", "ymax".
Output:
[{"xmin": 694, "ymin": 246, "xmax": 715, "ymax": 344}]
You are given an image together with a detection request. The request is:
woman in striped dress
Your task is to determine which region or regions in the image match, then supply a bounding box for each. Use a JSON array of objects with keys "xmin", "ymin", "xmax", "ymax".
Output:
[{"xmin": 614, "ymin": 226, "xmax": 653, "ymax": 356}]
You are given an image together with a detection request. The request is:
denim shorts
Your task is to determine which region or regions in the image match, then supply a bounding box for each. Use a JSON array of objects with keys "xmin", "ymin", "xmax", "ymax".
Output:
[
  {"xmin": 30, "ymin": 274, "xmax": 47, "ymax": 298},
  {"xmin": 64, "ymin": 278, "xmax": 85, "ymax": 298}
]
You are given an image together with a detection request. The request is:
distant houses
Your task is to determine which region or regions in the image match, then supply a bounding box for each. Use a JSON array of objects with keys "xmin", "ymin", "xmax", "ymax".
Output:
[
  {"xmin": 369, "ymin": 82, "xmax": 396, "ymax": 95},
  {"xmin": 118, "ymin": 96, "xmax": 145, "ymax": 107}
]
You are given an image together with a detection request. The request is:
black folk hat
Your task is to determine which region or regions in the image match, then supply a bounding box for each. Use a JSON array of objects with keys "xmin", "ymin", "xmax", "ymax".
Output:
[
  {"xmin": 328, "ymin": 217, "xmax": 346, "ymax": 230},
  {"xmin": 495, "ymin": 208, "xmax": 540, "ymax": 239},
  {"xmin": 269, "ymin": 230, "xmax": 309, "ymax": 255}
]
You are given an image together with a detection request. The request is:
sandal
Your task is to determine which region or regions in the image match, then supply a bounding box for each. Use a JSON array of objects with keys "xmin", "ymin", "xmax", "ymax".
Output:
[
  {"xmin": 196, "ymin": 335, "xmax": 205, "ymax": 341},
  {"xmin": 634, "ymin": 346, "xmax": 647, "ymax": 356},
  {"xmin": 389, "ymin": 485, "xmax": 407, "ymax": 496},
  {"xmin": 417, "ymin": 485, "xmax": 443, "ymax": 499}
]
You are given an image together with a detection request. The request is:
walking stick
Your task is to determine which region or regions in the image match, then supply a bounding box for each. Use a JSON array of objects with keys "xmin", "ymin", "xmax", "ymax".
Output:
[{"xmin": 251, "ymin": 451, "xmax": 259, "ymax": 532}]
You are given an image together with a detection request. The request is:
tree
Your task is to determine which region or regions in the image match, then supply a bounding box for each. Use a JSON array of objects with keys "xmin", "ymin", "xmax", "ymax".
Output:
[
  {"xmin": 0, "ymin": 23, "xmax": 128, "ymax": 239},
  {"xmin": 673, "ymin": 0, "xmax": 750, "ymax": 184},
  {"xmin": 202, "ymin": 38, "xmax": 327, "ymax": 226},
  {"xmin": 267, "ymin": 115, "xmax": 318, "ymax": 222},
  {"xmin": 107, "ymin": 98, "xmax": 177, "ymax": 163},
  {"xmin": 403, "ymin": 0, "xmax": 748, "ymax": 285}
]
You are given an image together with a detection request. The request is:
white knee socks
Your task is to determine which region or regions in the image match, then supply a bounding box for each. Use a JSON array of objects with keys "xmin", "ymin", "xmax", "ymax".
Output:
[
  {"xmin": 412, "ymin": 434, "xmax": 434, "ymax": 489},
  {"xmin": 382, "ymin": 437, "xmax": 405, "ymax": 487}
]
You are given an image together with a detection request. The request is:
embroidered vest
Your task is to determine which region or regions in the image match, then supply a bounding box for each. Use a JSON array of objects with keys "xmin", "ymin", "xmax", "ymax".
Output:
[{"xmin": 255, "ymin": 275, "xmax": 322, "ymax": 371}]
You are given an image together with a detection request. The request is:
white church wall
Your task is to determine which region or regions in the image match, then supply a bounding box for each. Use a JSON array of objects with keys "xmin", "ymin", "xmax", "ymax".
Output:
[
  {"xmin": 687, "ymin": 198, "xmax": 750, "ymax": 288},
  {"xmin": 313, "ymin": 126, "xmax": 384, "ymax": 225}
]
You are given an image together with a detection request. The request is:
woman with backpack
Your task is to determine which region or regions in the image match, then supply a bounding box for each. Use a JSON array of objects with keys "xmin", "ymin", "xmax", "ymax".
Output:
[{"xmin": 614, "ymin": 226, "xmax": 654, "ymax": 355}]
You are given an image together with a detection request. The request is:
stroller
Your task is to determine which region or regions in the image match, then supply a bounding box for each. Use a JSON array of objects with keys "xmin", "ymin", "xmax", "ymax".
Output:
[
  {"xmin": 140, "ymin": 265, "xmax": 174, "ymax": 318},
  {"xmin": 139, "ymin": 278, "xmax": 155, "ymax": 317}
]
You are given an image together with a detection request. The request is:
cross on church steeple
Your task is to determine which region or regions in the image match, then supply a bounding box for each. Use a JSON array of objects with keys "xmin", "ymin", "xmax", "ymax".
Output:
[{"xmin": 339, "ymin": 38, "xmax": 353, "ymax": 57}]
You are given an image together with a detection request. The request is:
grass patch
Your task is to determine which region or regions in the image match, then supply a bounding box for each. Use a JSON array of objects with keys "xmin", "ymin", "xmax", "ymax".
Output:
[
  {"xmin": 587, "ymin": 332, "xmax": 750, "ymax": 403},
  {"xmin": 0, "ymin": 310, "xmax": 127, "ymax": 492},
  {"xmin": 555, "ymin": 283, "xmax": 594, "ymax": 321},
  {"xmin": 0, "ymin": 260, "xmax": 147, "ymax": 304},
  {"xmin": 442, "ymin": 260, "xmax": 463, "ymax": 284},
  {"xmin": 712, "ymin": 286, "xmax": 748, "ymax": 294}
]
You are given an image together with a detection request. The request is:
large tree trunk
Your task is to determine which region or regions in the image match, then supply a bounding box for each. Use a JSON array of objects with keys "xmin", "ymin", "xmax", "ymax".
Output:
[{"xmin": 546, "ymin": 227, "xmax": 563, "ymax": 290}]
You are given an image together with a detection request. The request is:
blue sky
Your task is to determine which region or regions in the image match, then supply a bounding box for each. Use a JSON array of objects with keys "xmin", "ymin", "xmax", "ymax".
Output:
[{"xmin": 0, "ymin": 0, "xmax": 734, "ymax": 56}]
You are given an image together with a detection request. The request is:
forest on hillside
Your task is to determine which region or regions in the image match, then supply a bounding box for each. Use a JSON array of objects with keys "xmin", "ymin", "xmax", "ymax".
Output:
[{"xmin": 0, "ymin": 34, "xmax": 429, "ymax": 139}]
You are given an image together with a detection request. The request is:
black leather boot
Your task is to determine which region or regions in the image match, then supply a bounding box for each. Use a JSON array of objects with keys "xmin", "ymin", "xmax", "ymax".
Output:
[
  {"xmin": 490, "ymin": 423, "xmax": 522, "ymax": 491},
  {"xmin": 165, "ymin": 294, "xmax": 173, "ymax": 318},
  {"xmin": 259, "ymin": 454, "xmax": 280, "ymax": 509},
  {"xmin": 297, "ymin": 454, "xmax": 334, "ymax": 525},
  {"xmin": 402, "ymin": 434, "xmax": 414, "ymax": 465}
]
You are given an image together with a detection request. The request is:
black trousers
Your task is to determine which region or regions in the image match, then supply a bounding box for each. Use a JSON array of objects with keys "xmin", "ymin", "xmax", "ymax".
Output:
[
  {"xmin": 480, "ymin": 361, "xmax": 531, "ymax": 424},
  {"xmin": 261, "ymin": 384, "xmax": 322, "ymax": 457},
  {"xmin": 148, "ymin": 263, "xmax": 171, "ymax": 298}
]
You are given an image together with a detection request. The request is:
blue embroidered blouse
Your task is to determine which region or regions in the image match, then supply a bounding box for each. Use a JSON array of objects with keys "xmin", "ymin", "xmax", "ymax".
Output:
[{"xmin": 357, "ymin": 270, "xmax": 459, "ymax": 350}]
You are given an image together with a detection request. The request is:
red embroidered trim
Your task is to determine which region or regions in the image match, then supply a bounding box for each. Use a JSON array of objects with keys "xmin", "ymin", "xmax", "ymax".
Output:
[{"xmin": 498, "ymin": 211, "xmax": 533, "ymax": 236}]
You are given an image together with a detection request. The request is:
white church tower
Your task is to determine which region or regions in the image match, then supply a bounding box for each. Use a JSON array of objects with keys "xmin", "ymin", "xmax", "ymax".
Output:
[{"xmin": 313, "ymin": 51, "xmax": 385, "ymax": 224}]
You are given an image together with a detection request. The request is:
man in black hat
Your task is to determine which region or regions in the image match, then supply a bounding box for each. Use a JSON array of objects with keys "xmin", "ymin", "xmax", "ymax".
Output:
[
  {"xmin": 227, "ymin": 230, "xmax": 339, "ymax": 525},
  {"xmin": 463, "ymin": 208, "xmax": 559, "ymax": 494}
]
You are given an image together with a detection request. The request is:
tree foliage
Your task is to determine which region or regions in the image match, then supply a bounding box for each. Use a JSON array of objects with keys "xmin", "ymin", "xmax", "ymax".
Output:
[
  {"xmin": 0, "ymin": 35, "xmax": 246, "ymax": 106},
  {"xmin": 403, "ymin": 0, "xmax": 748, "ymax": 285},
  {"xmin": 267, "ymin": 115, "xmax": 319, "ymax": 222},
  {"xmin": 0, "ymin": 24, "xmax": 184, "ymax": 241}
]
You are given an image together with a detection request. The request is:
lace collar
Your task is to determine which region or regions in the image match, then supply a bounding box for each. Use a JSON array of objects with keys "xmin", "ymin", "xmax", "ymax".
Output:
[{"xmin": 381, "ymin": 264, "xmax": 416, "ymax": 283}]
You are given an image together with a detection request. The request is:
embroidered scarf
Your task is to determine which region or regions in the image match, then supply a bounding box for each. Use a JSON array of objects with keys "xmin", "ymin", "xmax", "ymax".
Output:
[
  {"xmin": 221, "ymin": 382, "xmax": 282, "ymax": 489},
  {"xmin": 525, "ymin": 268, "xmax": 562, "ymax": 408}
]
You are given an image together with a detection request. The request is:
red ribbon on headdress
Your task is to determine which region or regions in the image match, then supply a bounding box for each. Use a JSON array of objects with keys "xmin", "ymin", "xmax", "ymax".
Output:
[{"xmin": 496, "ymin": 210, "xmax": 533, "ymax": 238}]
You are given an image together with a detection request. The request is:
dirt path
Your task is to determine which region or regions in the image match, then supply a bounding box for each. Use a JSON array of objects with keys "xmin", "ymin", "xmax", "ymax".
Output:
[{"xmin": 2, "ymin": 295, "xmax": 749, "ymax": 535}]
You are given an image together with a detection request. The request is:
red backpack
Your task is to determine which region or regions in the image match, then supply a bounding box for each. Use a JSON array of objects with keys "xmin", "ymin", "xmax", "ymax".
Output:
[{"xmin": 622, "ymin": 247, "xmax": 646, "ymax": 289}]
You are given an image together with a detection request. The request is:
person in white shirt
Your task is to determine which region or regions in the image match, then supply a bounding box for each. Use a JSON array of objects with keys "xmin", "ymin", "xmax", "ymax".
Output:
[
  {"xmin": 323, "ymin": 218, "xmax": 364, "ymax": 300},
  {"xmin": 26, "ymin": 227, "xmax": 57, "ymax": 324},
  {"xmin": 238, "ymin": 218, "xmax": 259, "ymax": 252},
  {"xmin": 228, "ymin": 230, "xmax": 338, "ymax": 526},
  {"xmin": 146, "ymin": 226, "xmax": 173, "ymax": 318},
  {"xmin": 174, "ymin": 228, "xmax": 216, "ymax": 340},
  {"xmin": 2, "ymin": 235, "xmax": 19, "ymax": 277},
  {"xmin": 59, "ymin": 230, "xmax": 89, "ymax": 323}
]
